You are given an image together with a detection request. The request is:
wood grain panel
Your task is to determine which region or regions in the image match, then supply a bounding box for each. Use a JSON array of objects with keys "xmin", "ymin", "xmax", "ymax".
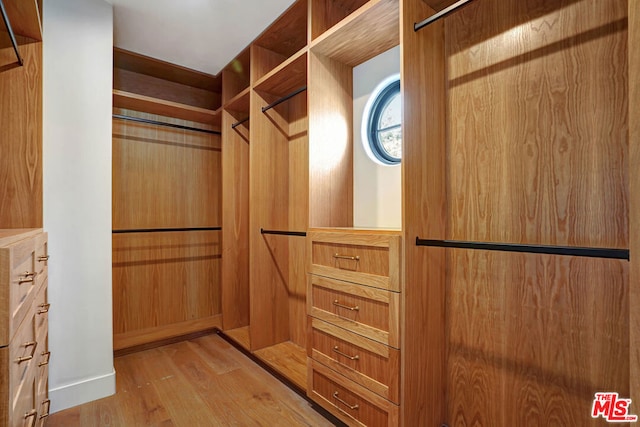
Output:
[
  {"xmin": 446, "ymin": 0, "xmax": 629, "ymax": 248},
  {"xmin": 112, "ymin": 110, "xmax": 222, "ymax": 346},
  {"xmin": 250, "ymin": 44, "xmax": 287, "ymax": 85},
  {"xmin": 254, "ymin": 0, "xmax": 307, "ymax": 58},
  {"xmin": 400, "ymin": 0, "xmax": 447, "ymax": 425},
  {"xmin": 253, "ymin": 340, "xmax": 307, "ymax": 390},
  {"xmin": 114, "ymin": 68, "xmax": 221, "ymax": 111},
  {"xmin": 0, "ymin": 41, "xmax": 42, "ymax": 228},
  {"xmin": 308, "ymin": 51, "xmax": 353, "ymax": 228},
  {"xmin": 222, "ymin": 49, "xmax": 250, "ymax": 104},
  {"xmin": 253, "ymin": 48, "xmax": 308, "ymax": 97},
  {"xmin": 112, "ymin": 231, "xmax": 222, "ymax": 334},
  {"xmin": 310, "ymin": 0, "xmax": 399, "ymax": 67},
  {"xmin": 113, "ymin": 90, "xmax": 220, "ymax": 126},
  {"xmin": 447, "ymin": 250, "xmax": 629, "ymax": 426},
  {"xmin": 114, "ymin": 48, "xmax": 220, "ymax": 92},
  {"xmin": 248, "ymin": 91, "xmax": 291, "ymax": 350},
  {"xmin": 221, "ymin": 109, "xmax": 250, "ymax": 331},
  {"xmin": 310, "ymin": 0, "xmax": 369, "ymax": 40},
  {"xmin": 629, "ymin": 0, "xmax": 639, "ymax": 413},
  {"xmin": 2, "ymin": 0, "xmax": 42, "ymax": 41},
  {"xmin": 112, "ymin": 109, "xmax": 221, "ymax": 229}
]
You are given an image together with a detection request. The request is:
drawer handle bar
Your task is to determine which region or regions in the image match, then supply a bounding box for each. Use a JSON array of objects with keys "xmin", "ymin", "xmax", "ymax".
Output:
[
  {"xmin": 333, "ymin": 346, "xmax": 359, "ymax": 360},
  {"xmin": 38, "ymin": 303, "xmax": 51, "ymax": 314},
  {"xmin": 17, "ymin": 341, "xmax": 37, "ymax": 363},
  {"xmin": 40, "ymin": 399, "xmax": 51, "ymax": 419},
  {"xmin": 24, "ymin": 409, "xmax": 37, "ymax": 427},
  {"xmin": 19, "ymin": 272, "xmax": 36, "ymax": 284},
  {"xmin": 38, "ymin": 255, "xmax": 50, "ymax": 262},
  {"xmin": 333, "ymin": 300, "xmax": 359, "ymax": 311},
  {"xmin": 333, "ymin": 253, "xmax": 360, "ymax": 261},
  {"xmin": 333, "ymin": 391, "xmax": 359, "ymax": 410},
  {"xmin": 39, "ymin": 351, "xmax": 51, "ymax": 367}
]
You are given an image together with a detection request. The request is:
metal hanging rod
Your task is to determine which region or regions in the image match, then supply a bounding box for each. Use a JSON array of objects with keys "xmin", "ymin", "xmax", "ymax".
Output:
[
  {"xmin": 261, "ymin": 228, "xmax": 307, "ymax": 237},
  {"xmin": 231, "ymin": 116, "xmax": 250, "ymax": 129},
  {"xmin": 0, "ymin": 0, "xmax": 23, "ymax": 66},
  {"xmin": 415, "ymin": 238, "xmax": 630, "ymax": 260},
  {"xmin": 113, "ymin": 227, "xmax": 222, "ymax": 234},
  {"xmin": 414, "ymin": 0, "xmax": 475, "ymax": 32},
  {"xmin": 113, "ymin": 114, "xmax": 221, "ymax": 135},
  {"xmin": 261, "ymin": 86, "xmax": 307, "ymax": 113}
]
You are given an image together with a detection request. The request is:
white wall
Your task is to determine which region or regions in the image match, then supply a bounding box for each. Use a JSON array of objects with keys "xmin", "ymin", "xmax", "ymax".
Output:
[
  {"xmin": 43, "ymin": 0, "xmax": 115, "ymax": 412},
  {"xmin": 353, "ymin": 46, "xmax": 401, "ymax": 229}
]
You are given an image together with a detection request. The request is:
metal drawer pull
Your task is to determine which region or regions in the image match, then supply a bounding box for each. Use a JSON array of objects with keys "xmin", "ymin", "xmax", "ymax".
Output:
[
  {"xmin": 333, "ymin": 300, "xmax": 359, "ymax": 311},
  {"xmin": 38, "ymin": 303, "xmax": 51, "ymax": 314},
  {"xmin": 40, "ymin": 399, "xmax": 51, "ymax": 419},
  {"xmin": 38, "ymin": 255, "xmax": 50, "ymax": 262},
  {"xmin": 24, "ymin": 409, "xmax": 37, "ymax": 427},
  {"xmin": 39, "ymin": 351, "xmax": 51, "ymax": 366},
  {"xmin": 333, "ymin": 253, "xmax": 360, "ymax": 261},
  {"xmin": 333, "ymin": 391, "xmax": 359, "ymax": 410},
  {"xmin": 19, "ymin": 271, "xmax": 36, "ymax": 284},
  {"xmin": 17, "ymin": 341, "xmax": 37, "ymax": 363},
  {"xmin": 333, "ymin": 346, "xmax": 359, "ymax": 360}
]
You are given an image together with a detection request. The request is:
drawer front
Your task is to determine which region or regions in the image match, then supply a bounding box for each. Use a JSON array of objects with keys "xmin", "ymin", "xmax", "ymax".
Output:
[
  {"xmin": 11, "ymin": 372, "xmax": 37, "ymax": 427},
  {"xmin": 1, "ymin": 235, "xmax": 39, "ymax": 346},
  {"xmin": 308, "ymin": 275, "xmax": 399, "ymax": 348},
  {"xmin": 308, "ymin": 360, "xmax": 398, "ymax": 427},
  {"xmin": 309, "ymin": 318, "xmax": 399, "ymax": 403},
  {"xmin": 308, "ymin": 231, "xmax": 401, "ymax": 291},
  {"xmin": 10, "ymin": 312, "xmax": 37, "ymax": 400}
]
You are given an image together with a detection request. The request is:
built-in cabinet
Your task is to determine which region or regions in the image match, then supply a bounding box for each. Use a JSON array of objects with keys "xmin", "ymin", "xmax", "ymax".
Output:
[
  {"xmin": 110, "ymin": 0, "xmax": 638, "ymax": 426},
  {"xmin": 0, "ymin": 229, "xmax": 50, "ymax": 427}
]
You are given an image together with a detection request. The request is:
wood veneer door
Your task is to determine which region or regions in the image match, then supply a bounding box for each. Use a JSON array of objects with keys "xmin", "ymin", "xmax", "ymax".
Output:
[{"xmin": 442, "ymin": 0, "xmax": 631, "ymax": 425}]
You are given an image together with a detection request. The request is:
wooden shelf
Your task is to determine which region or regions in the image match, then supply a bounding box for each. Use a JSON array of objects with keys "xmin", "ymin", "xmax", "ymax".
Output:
[
  {"xmin": 254, "ymin": 48, "xmax": 307, "ymax": 97},
  {"xmin": 2, "ymin": 0, "xmax": 42, "ymax": 41},
  {"xmin": 113, "ymin": 90, "xmax": 220, "ymax": 125},
  {"xmin": 253, "ymin": 341, "xmax": 307, "ymax": 390},
  {"xmin": 310, "ymin": 0, "xmax": 399, "ymax": 67},
  {"xmin": 254, "ymin": 0, "xmax": 307, "ymax": 59},
  {"xmin": 224, "ymin": 86, "xmax": 250, "ymax": 112}
]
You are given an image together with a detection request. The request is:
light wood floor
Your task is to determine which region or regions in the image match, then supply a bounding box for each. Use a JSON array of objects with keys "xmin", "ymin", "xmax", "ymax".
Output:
[{"xmin": 47, "ymin": 333, "xmax": 335, "ymax": 426}]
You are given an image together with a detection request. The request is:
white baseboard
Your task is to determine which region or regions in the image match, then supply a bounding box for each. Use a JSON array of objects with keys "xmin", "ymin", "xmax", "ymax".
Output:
[{"xmin": 49, "ymin": 369, "xmax": 116, "ymax": 413}]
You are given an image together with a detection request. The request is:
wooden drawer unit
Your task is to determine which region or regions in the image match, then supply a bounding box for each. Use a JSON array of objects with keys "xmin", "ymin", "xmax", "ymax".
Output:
[
  {"xmin": 308, "ymin": 274, "xmax": 399, "ymax": 349},
  {"xmin": 308, "ymin": 318, "xmax": 399, "ymax": 404},
  {"xmin": 308, "ymin": 360, "xmax": 398, "ymax": 427},
  {"xmin": 0, "ymin": 230, "xmax": 46, "ymax": 346},
  {"xmin": 0, "ymin": 230, "xmax": 50, "ymax": 427},
  {"xmin": 308, "ymin": 229, "xmax": 401, "ymax": 291}
]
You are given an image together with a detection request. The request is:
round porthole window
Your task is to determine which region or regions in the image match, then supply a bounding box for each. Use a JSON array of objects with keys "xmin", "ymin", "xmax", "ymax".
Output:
[{"xmin": 361, "ymin": 74, "xmax": 401, "ymax": 166}]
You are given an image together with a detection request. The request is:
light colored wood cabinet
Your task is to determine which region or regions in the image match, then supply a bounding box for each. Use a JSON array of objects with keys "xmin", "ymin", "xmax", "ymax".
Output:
[
  {"xmin": 0, "ymin": 229, "xmax": 49, "ymax": 427},
  {"xmin": 307, "ymin": 228, "xmax": 401, "ymax": 426}
]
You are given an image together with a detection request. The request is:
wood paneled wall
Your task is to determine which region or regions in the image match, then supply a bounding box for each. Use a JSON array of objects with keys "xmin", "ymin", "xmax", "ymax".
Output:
[
  {"xmin": 248, "ymin": 88, "xmax": 309, "ymax": 351},
  {"xmin": 112, "ymin": 109, "xmax": 222, "ymax": 350},
  {"xmin": 0, "ymin": 38, "xmax": 42, "ymax": 228},
  {"xmin": 438, "ymin": 0, "xmax": 631, "ymax": 425},
  {"xmin": 629, "ymin": 0, "xmax": 639, "ymax": 414},
  {"xmin": 400, "ymin": 0, "xmax": 447, "ymax": 425}
]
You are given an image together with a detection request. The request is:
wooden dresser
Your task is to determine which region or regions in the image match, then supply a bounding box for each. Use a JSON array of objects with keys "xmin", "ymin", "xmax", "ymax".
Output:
[
  {"xmin": 0, "ymin": 229, "xmax": 50, "ymax": 427},
  {"xmin": 307, "ymin": 228, "xmax": 401, "ymax": 427}
]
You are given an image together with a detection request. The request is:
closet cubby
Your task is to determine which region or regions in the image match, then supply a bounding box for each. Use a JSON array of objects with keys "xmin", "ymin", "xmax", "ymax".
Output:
[
  {"xmin": 310, "ymin": 0, "xmax": 399, "ymax": 66},
  {"xmin": 222, "ymin": 47, "xmax": 250, "ymax": 105},
  {"xmin": 250, "ymin": 0, "xmax": 307, "ymax": 84},
  {"xmin": 1, "ymin": 0, "xmax": 43, "ymax": 42}
]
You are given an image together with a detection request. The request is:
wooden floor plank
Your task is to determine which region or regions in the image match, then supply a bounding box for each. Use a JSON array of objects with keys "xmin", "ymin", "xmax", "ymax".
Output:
[{"xmin": 47, "ymin": 334, "xmax": 333, "ymax": 427}]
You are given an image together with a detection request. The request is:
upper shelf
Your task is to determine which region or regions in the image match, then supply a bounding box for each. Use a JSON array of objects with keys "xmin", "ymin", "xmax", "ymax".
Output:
[
  {"xmin": 2, "ymin": 0, "xmax": 42, "ymax": 41},
  {"xmin": 253, "ymin": 48, "xmax": 307, "ymax": 97},
  {"xmin": 224, "ymin": 87, "xmax": 250, "ymax": 113},
  {"xmin": 113, "ymin": 90, "xmax": 221, "ymax": 126},
  {"xmin": 310, "ymin": 0, "xmax": 399, "ymax": 67}
]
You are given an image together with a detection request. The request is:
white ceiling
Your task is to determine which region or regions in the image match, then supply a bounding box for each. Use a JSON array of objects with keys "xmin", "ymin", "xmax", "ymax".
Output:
[{"xmin": 108, "ymin": 0, "xmax": 297, "ymax": 76}]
